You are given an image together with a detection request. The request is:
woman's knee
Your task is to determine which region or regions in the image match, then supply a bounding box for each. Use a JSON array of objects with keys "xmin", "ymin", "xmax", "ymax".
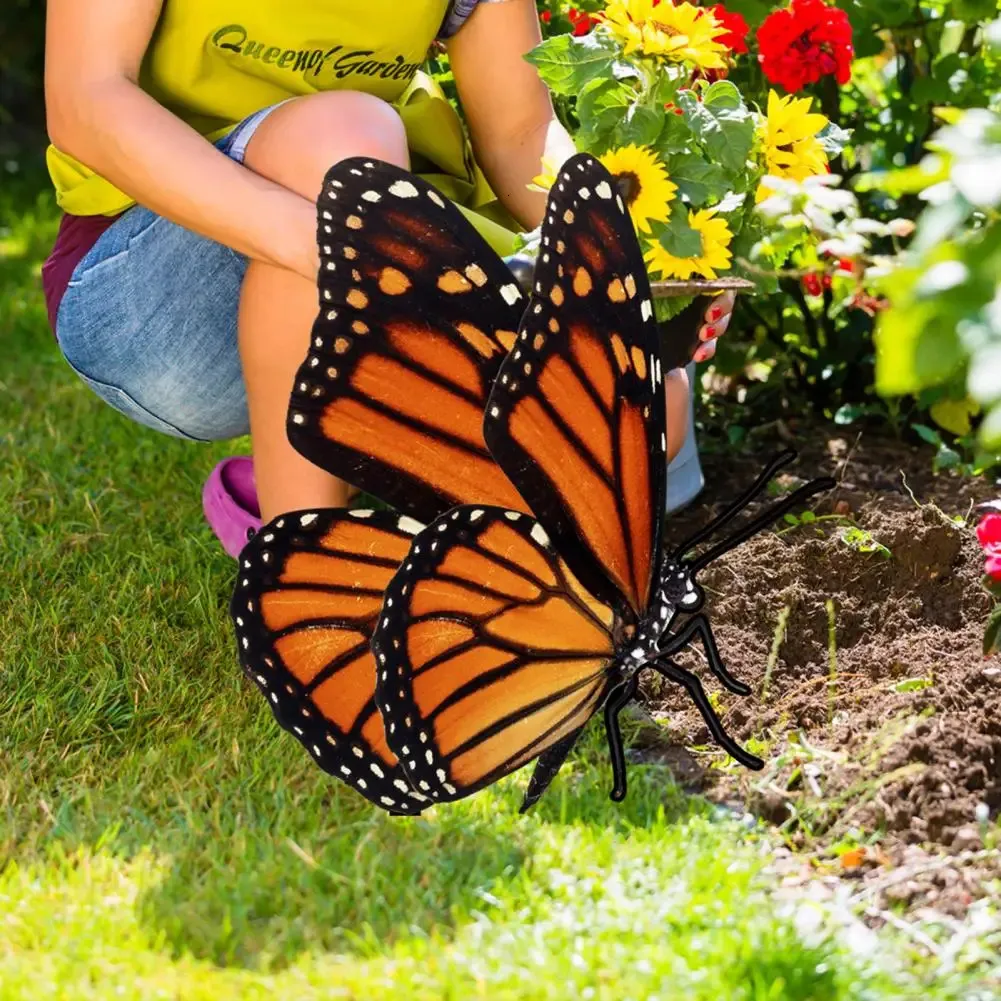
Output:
[{"xmin": 243, "ymin": 91, "xmax": 409, "ymax": 200}]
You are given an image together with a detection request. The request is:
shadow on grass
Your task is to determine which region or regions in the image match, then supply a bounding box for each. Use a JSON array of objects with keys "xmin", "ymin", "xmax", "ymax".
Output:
[{"xmin": 128, "ymin": 721, "xmax": 704, "ymax": 971}]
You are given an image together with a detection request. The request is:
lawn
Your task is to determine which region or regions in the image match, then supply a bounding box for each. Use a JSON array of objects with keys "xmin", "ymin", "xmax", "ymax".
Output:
[{"xmin": 1, "ymin": 158, "xmax": 997, "ymax": 1000}]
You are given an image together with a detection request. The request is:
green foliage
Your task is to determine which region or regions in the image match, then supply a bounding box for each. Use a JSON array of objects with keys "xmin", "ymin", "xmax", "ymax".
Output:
[{"xmin": 0, "ymin": 0, "xmax": 45, "ymax": 128}]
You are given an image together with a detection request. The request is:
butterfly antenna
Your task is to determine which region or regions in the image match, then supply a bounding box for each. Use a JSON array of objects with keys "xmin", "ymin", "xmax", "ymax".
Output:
[
  {"xmin": 689, "ymin": 474, "xmax": 836, "ymax": 574},
  {"xmin": 672, "ymin": 449, "xmax": 797, "ymax": 560}
]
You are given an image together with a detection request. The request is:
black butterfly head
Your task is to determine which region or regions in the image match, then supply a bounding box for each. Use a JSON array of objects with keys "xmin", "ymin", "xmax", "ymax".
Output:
[{"xmin": 658, "ymin": 559, "xmax": 705, "ymax": 616}]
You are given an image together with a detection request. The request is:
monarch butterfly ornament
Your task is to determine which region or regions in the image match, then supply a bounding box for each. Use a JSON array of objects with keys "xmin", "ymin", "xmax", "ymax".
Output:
[
  {"xmin": 232, "ymin": 152, "xmax": 833, "ymax": 814},
  {"xmin": 368, "ymin": 154, "xmax": 834, "ymax": 809}
]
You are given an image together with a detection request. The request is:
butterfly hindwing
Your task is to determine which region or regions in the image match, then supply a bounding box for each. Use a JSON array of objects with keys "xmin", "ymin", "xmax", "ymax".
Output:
[
  {"xmin": 287, "ymin": 157, "xmax": 529, "ymax": 525},
  {"xmin": 484, "ymin": 154, "xmax": 667, "ymax": 621},
  {"xmin": 372, "ymin": 505, "xmax": 619, "ymax": 803},
  {"xmin": 231, "ymin": 508, "xmax": 430, "ymax": 815}
]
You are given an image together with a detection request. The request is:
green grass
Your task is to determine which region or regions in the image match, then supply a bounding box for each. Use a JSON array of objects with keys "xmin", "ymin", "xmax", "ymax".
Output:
[{"xmin": 0, "ymin": 158, "xmax": 996, "ymax": 1000}]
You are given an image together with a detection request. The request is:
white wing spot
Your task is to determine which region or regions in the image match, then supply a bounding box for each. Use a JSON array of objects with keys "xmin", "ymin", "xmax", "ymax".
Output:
[
  {"xmin": 361, "ymin": 190, "xmax": 382, "ymax": 203},
  {"xmin": 500, "ymin": 283, "xmax": 522, "ymax": 306},
  {"xmin": 398, "ymin": 516, "xmax": 423, "ymax": 535},
  {"xmin": 349, "ymin": 509, "xmax": 374, "ymax": 519},
  {"xmin": 596, "ymin": 181, "xmax": 613, "ymax": 200},
  {"xmin": 641, "ymin": 299, "xmax": 653, "ymax": 322},
  {"xmin": 389, "ymin": 180, "xmax": 419, "ymax": 198},
  {"xmin": 470, "ymin": 509, "xmax": 485, "ymax": 522},
  {"xmin": 427, "ymin": 190, "xmax": 446, "ymax": 207},
  {"xmin": 579, "ymin": 187, "xmax": 591, "ymax": 199},
  {"xmin": 530, "ymin": 523, "xmax": 550, "ymax": 547},
  {"xmin": 504, "ymin": 512, "xmax": 521, "ymax": 521}
]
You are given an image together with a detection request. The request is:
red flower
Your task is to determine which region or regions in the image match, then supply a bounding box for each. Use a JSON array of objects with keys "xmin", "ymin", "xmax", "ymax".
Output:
[
  {"xmin": 757, "ymin": 0, "xmax": 854, "ymax": 93},
  {"xmin": 567, "ymin": 7, "xmax": 595, "ymax": 35},
  {"xmin": 977, "ymin": 514, "xmax": 1001, "ymax": 582},
  {"xmin": 802, "ymin": 273, "xmax": 823, "ymax": 297},
  {"xmin": 709, "ymin": 4, "xmax": 750, "ymax": 54},
  {"xmin": 540, "ymin": 10, "xmax": 552, "ymax": 23}
]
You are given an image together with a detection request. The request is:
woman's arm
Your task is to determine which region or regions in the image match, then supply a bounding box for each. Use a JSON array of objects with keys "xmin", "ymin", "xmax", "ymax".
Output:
[
  {"xmin": 45, "ymin": 0, "xmax": 317, "ymax": 279},
  {"xmin": 447, "ymin": 0, "xmax": 576, "ymax": 231}
]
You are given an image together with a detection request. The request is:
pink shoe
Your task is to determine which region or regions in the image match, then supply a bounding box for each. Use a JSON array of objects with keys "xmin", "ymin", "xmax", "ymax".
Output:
[{"xmin": 203, "ymin": 457, "xmax": 262, "ymax": 558}]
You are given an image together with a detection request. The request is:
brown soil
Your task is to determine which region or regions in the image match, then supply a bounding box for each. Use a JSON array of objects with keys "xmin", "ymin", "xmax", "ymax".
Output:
[{"xmin": 645, "ymin": 428, "xmax": 1001, "ymax": 878}]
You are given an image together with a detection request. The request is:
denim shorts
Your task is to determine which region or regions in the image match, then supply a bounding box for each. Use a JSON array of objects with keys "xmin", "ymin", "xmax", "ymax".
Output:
[{"xmin": 54, "ymin": 103, "xmax": 286, "ymax": 441}]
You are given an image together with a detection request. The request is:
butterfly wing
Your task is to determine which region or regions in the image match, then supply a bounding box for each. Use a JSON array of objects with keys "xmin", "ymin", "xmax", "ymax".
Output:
[
  {"xmin": 484, "ymin": 153, "xmax": 667, "ymax": 620},
  {"xmin": 287, "ymin": 157, "xmax": 529, "ymax": 525},
  {"xmin": 231, "ymin": 508, "xmax": 431, "ymax": 815},
  {"xmin": 372, "ymin": 506, "xmax": 620, "ymax": 803}
]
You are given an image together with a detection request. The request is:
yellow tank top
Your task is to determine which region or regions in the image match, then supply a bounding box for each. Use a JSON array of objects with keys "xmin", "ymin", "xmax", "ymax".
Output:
[{"xmin": 46, "ymin": 0, "xmax": 518, "ymax": 252}]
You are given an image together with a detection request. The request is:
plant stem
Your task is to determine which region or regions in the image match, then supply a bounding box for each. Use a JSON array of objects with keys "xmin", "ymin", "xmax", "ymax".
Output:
[
  {"xmin": 826, "ymin": 598, "xmax": 838, "ymax": 731},
  {"xmin": 761, "ymin": 605, "xmax": 791, "ymax": 703}
]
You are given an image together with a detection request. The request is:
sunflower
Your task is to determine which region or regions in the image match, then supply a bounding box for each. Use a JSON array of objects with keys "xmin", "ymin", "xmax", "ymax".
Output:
[
  {"xmin": 644, "ymin": 208, "xmax": 733, "ymax": 280},
  {"xmin": 600, "ymin": 0, "xmax": 730, "ymax": 70},
  {"xmin": 598, "ymin": 145, "xmax": 677, "ymax": 233},
  {"xmin": 757, "ymin": 90, "xmax": 829, "ymax": 200}
]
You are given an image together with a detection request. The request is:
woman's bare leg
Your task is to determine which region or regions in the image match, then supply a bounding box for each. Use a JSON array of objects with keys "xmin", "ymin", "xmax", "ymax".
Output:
[{"xmin": 237, "ymin": 92, "xmax": 410, "ymax": 521}]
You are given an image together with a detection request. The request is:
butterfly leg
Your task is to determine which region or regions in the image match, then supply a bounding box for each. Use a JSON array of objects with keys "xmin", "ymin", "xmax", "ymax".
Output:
[
  {"xmin": 519, "ymin": 728, "xmax": 585, "ymax": 814},
  {"xmin": 658, "ymin": 614, "xmax": 751, "ymax": 696},
  {"xmin": 604, "ymin": 675, "xmax": 640, "ymax": 802},
  {"xmin": 653, "ymin": 660, "xmax": 764, "ymax": 770}
]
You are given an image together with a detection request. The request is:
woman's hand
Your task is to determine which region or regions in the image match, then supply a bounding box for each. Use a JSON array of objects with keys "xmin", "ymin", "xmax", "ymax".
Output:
[{"xmin": 693, "ymin": 291, "xmax": 736, "ymax": 363}]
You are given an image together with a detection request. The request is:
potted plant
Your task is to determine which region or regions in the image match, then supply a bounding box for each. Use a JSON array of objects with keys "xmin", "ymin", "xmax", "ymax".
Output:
[{"xmin": 515, "ymin": 0, "xmax": 850, "ymax": 508}]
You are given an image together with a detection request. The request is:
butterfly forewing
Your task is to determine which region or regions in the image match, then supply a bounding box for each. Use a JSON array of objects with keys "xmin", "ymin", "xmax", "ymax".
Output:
[
  {"xmin": 288, "ymin": 157, "xmax": 530, "ymax": 525},
  {"xmin": 483, "ymin": 154, "xmax": 667, "ymax": 620},
  {"xmin": 231, "ymin": 508, "xmax": 431, "ymax": 815},
  {"xmin": 372, "ymin": 506, "xmax": 619, "ymax": 802}
]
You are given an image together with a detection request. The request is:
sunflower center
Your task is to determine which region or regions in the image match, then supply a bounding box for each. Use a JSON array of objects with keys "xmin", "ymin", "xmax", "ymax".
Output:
[{"xmin": 614, "ymin": 171, "xmax": 642, "ymax": 206}]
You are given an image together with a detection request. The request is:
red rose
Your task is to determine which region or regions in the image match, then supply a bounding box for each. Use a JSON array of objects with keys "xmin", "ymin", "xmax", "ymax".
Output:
[
  {"xmin": 709, "ymin": 4, "xmax": 750, "ymax": 54},
  {"xmin": 757, "ymin": 0, "xmax": 854, "ymax": 93}
]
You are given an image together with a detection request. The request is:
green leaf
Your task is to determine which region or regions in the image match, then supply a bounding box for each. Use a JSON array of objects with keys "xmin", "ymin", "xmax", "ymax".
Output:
[
  {"xmin": 653, "ymin": 294, "xmax": 696, "ymax": 323},
  {"xmin": 668, "ymin": 153, "xmax": 729, "ymax": 206},
  {"xmin": 523, "ymin": 33, "xmax": 618, "ymax": 96},
  {"xmin": 651, "ymin": 206, "xmax": 704, "ymax": 258},
  {"xmin": 612, "ymin": 104, "xmax": 665, "ymax": 148},
  {"xmin": 984, "ymin": 604, "xmax": 1001, "ymax": 657},
  {"xmin": 654, "ymin": 113, "xmax": 694, "ymax": 157},
  {"xmin": 574, "ymin": 78, "xmax": 633, "ymax": 151},
  {"xmin": 854, "ymin": 157, "xmax": 950, "ymax": 197},
  {"xmin": 912, "ymin": 423, "xmax": 943, "ymax": 447},
  {"xmin": 891, "ymin": 678, "xmax": 934, "ymax": 693},
  {"xmin": 678, "ymin": 87, "xmax": 755, "ymax": 175}
]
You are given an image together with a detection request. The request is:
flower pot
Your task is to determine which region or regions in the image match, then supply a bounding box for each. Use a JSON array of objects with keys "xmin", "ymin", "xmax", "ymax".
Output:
[{"xmin": 650, "ymin": 277, "xmax": 755, "ymax": 371}]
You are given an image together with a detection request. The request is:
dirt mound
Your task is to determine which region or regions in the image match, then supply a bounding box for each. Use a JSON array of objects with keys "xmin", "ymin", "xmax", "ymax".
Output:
[{"xmin": 648, "ymin": 431, "xmax": 1001, "ymax": 853}]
